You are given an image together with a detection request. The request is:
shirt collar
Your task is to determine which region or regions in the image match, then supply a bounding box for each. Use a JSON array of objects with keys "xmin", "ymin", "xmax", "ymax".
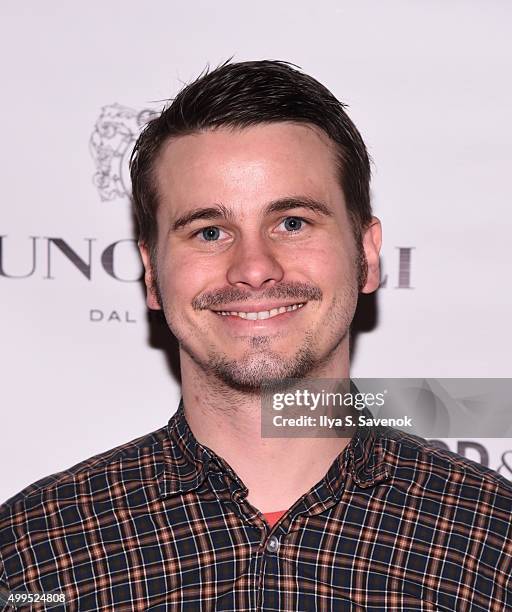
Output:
[
  {"xmin": 342, "ymin": 405, "xmax": 392, "ymax": 488},
  {"xmin": 158, "ymin": 399, "xmax": 214, "ymax": 497},
  {"xmin": 158, "ymin": 396, "xmax": 392, "ymax": 499}
]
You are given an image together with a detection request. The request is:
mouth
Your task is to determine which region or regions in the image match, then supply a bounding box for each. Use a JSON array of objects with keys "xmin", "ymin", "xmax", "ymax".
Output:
[{"xmin": 211, "ymin": 302, "xmax": 306, "ymax": 320}]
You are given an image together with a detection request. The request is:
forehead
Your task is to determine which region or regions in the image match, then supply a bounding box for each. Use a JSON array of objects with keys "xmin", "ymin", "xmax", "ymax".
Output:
[{"xmin": 153, "ymin": 122, "xmax": 343, "ymax": 215}]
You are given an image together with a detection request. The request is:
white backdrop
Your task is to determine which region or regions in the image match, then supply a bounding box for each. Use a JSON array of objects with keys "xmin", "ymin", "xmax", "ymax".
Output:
[{"xmin": 1, "ymin": 0, "xmax": 511, "ymax": 502}]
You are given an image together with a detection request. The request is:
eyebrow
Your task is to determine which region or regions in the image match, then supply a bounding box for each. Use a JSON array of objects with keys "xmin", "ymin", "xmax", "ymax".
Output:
[{"xmin": 171, "ymin": 197, "xmax": 333, "ymax": 231}]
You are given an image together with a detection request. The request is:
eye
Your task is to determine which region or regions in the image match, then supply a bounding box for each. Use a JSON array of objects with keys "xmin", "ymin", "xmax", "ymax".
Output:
[
  {"xmin": 280, "ymin": 216, "xmax": 307, "ymax": 232},
  {"xmin": 196, "ymin": 226, "xmax": 225, "ymax": 241}
]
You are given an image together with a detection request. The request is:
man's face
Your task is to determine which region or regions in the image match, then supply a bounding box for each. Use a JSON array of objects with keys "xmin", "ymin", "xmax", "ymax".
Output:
[{"xmin": 140, "ymin": 123, "xmax": 380, "ymax": 390}]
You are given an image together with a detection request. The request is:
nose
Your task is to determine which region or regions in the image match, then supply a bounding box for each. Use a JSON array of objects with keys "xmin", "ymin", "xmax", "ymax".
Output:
[{"xmin": 226, "ymin": 234, "xmax": 285, "ymax": 290}]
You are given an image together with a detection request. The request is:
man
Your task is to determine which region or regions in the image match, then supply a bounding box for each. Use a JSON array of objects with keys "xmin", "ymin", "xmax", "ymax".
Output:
[{"xmin": 1, "ymin": 60, "xmax": 511, "ymax": 611}]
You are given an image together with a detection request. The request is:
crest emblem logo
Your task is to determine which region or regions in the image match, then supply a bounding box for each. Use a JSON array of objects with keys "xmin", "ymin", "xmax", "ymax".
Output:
[{"xmin": 90, "ymin": 104, "xmax": 157, "ymax": 201}]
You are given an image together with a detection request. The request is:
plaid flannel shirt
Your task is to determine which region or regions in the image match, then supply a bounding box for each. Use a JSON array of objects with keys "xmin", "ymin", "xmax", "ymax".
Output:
[{"xmin": 1, "ymin": 399, "xmax": 511, "ymax": 611}]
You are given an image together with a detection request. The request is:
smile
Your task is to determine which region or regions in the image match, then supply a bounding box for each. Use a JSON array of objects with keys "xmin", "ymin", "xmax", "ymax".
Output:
[{"xmin": 213, "ymin": 302, "xmax": 305, "ymax": 320}]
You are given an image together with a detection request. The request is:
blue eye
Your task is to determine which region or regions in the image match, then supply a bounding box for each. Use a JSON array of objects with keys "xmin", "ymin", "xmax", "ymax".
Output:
[
  {"xmin": 201, "ymin": 227, "xmax": 221, "ymax": 241},
  {"xmin": 283, "ymin": 217, "xmax": 303, "ymax": 231}
]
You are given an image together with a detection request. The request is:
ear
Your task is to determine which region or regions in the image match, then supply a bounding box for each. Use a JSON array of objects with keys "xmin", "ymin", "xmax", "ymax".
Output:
[
  {"xmin": 361, "ymin": 217, "xmax": 382, "ymax": 294},
  {"xmin": 138, "ymin": 242, "xmax": 161, "ymax": 310}
]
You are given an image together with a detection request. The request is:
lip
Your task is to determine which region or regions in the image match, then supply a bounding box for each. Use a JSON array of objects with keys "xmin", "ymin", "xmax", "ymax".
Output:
[{"xmin": 210, "ymin": 300, "xmax": 306, "ymax": 313}]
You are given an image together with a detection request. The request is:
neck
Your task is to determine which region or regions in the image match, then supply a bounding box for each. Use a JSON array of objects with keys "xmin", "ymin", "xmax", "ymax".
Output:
[{"xmin": 180, "ymin": 341, "xmax": 353, "ymax": 513}]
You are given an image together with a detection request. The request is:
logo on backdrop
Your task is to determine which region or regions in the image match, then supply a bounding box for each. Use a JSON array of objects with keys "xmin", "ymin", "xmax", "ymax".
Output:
[
  {"xmin": 497, "ymin": 450, "xmax": 512, "ymax": 480},
  {"xmin": 89, "ymin": 104, "xmax": 158, "ymax": 202}
]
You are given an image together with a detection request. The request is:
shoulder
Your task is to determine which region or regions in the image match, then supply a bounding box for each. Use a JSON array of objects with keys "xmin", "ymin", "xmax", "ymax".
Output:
[
  {"xmin": 380, "ymin": 427, "xmax": 512, "ymax": 502},
  {"xmin": 0, "ymin": 424, "xmax": 169, "ymax": 525},
  {"xmin": 0, "ymin": 422, "xmax": 181, "ymax": 596}
]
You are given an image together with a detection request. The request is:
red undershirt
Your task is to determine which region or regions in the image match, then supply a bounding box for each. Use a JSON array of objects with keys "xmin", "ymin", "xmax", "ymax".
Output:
[{"xmin": 263, "ymin": 510, "xmax": 287, "ymax": 528}]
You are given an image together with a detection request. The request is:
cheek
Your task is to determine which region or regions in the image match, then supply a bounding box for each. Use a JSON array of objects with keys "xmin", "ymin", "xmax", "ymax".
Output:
[
  {"xmin": 159, "ymin": 251, "xmax": 222, "ymax": 309},
  {"xmin": 297, "ymin": 243, "xmax": 355, "ymax": 284}
]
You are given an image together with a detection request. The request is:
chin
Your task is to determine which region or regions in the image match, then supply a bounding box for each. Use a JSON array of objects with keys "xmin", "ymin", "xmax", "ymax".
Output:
[{"xmin": 204, "ymin": 347, "xmax": 318, "ymax": 393}]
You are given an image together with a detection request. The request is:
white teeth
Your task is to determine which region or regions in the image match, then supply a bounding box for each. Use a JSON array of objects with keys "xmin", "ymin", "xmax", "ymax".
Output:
[{"xmin": 216, "ymin": 303, "xmax": 305, "ymax": 319}]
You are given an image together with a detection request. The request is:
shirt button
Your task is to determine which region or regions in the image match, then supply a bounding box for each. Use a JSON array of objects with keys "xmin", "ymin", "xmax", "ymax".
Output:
[{"xmin": 266, "ymin": 536, "xmax": 279, "ymax": 554}]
